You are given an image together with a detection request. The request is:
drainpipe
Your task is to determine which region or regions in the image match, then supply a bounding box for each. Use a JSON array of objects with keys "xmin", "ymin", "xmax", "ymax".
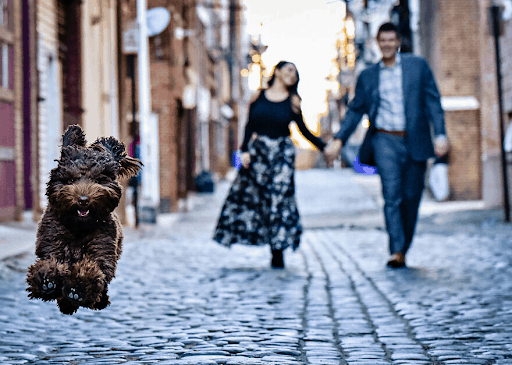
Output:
[{"xmin": 137, "ymin": 0, "xmax": 159, "ymax": 222}]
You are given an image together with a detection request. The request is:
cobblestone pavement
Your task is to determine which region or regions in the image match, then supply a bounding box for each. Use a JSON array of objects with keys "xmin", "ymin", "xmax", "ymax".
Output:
[{"xmin": 1, "ymin": 169, "xmax": 512, "ymax": 364}]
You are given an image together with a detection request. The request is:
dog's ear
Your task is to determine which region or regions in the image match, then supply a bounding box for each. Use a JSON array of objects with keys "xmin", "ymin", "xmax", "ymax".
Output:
[
  {"xmin": 92, "ymin": 137, "xmax": 143, "ymax": 178},
  {"xmin": 62, "ymin": 125, "xmax": 87, "ymax": 147},
  {"xmin": 118, "ymin": 155, "xmax": 143, "ymax": 178}
]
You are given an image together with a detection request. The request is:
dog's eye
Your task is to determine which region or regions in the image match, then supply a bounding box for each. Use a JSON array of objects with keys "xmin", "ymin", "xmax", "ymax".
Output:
[{"xmin": 65, "ymin": 178, "xmax": 76, "ymax": 184}]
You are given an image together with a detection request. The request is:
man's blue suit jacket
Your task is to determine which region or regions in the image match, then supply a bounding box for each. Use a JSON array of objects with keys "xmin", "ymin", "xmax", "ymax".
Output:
[{"xmin": 334, "ymin": 54, "xmax": 446, "ymax": 166}]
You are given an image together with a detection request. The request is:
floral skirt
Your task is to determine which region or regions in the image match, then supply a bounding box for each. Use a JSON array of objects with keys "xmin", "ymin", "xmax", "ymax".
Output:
[{"xmin": 213, "ymin": 135, "xmax": 302, "ymax": 251}]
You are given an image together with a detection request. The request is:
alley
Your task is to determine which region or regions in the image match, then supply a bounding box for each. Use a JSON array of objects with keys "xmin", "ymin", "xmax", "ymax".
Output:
[{"xmin": 1, "ymin": 169, "xmax": 512, "ymax": 364}]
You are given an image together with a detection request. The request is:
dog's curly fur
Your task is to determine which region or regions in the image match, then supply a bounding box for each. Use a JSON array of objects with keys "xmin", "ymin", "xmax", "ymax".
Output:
[{"xmin": 26, "ymin": 125, "xmax": 142, "ymax": 315}]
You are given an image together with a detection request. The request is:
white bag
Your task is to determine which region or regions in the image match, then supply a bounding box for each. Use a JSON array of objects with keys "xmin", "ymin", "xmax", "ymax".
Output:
[{"xmin": 429, "ymin": 163, "xmax": 450, "ymax": 201}]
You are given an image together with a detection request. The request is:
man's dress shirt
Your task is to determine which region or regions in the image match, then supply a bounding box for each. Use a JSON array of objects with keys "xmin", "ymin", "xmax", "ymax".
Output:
[
  {"xmin": 376, "ymin": 53, "xmax": 446, "ymax": 142},
  {"xmin": 375, "ymin": 53, "xmax": 406, "ymax": 131}
]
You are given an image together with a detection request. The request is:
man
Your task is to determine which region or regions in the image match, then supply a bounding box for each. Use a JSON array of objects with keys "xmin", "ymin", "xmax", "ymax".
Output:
[{"xmin": 324, "ymin": 22, "xmax": 449, "ymax": 268}]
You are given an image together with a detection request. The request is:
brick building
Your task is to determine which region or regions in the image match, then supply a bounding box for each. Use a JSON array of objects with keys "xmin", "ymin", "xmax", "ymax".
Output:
[
  {"xmin": 148, "ymin": 0, "xmax": 187, "ymax": 213},
  {"xmin": 419, "ymin": 0, "xmax": 509, "ymax": 206},
  {"xmin": 188, "ymin": 0, "xmax": 246, "ymax": 194},
  {"xmin": 121, "ymin": 0, "xmax": 247, "ymax": 214},
  {"xmin": 323, "ymin": 0, "xmax": 510, "ymax": 206},
  {"xmin": 0, "ymin": 0, "xmax": 129, "ymax": 224},
  {"xmin": 35, "ymin": 0, "xmax": 127, "ymax": 219},
  {"xmin": 0, "ymin": 0, "xmax": 24, "ymax": 222},
  {"xmin": 419, "ymin": 0, "xmax": 482, "ymax": 201}
]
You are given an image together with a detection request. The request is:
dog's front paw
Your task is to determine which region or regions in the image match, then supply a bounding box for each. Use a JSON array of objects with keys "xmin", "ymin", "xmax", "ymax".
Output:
[
  {"xmin": 42, "ymin": 278, "xmax": 57, "ymax": 294},
  {"xmin": 65, "ymin": 287, "xmax": 81, "ymax": 302},
  {"xmin": 62, "ymin": 259, "xmax": 106, "ymax": 308},
  {"xmin": 26, "ymin": 258, "xmax": 69, "ymax": 301}
]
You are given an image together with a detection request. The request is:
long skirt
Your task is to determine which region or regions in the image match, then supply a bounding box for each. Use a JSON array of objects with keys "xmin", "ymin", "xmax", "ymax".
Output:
[{"xmin": 213, "ymin": 135, "xmax": 302, "ymax": 251}]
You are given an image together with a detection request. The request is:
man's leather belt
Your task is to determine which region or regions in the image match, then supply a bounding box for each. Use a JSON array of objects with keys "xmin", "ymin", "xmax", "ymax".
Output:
[{"xmin": 375, "ymin": 128, "xmax": 406, "ymax": 137}]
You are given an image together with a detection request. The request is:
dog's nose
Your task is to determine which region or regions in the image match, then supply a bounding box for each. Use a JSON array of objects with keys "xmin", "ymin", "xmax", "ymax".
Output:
[{"xmin": 78, "ymin": 196, "xmax": 89, "ymax": 207}]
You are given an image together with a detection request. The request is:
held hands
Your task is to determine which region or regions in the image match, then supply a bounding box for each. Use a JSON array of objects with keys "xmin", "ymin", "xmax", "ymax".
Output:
[
  {"xmin": 324, "ymin": 139, "xmax": 343, "ymax": 164},
  {"xmin": 241, "ymin": 152, "xmax": 251, "ymax": 169}
]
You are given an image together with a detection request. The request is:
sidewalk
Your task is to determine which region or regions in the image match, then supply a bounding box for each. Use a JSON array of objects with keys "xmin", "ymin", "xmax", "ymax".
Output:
[
  {"xmin": 1, "ymin": 168, "xmax": 509, "ymax": 261},
  {"xmin": 0, "ymin": 211, "xmax": 38, "ymax": 262}
]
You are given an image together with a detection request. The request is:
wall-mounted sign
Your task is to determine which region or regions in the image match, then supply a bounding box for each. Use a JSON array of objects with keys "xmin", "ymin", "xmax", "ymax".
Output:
[{"xmin": 123, "ymin": 24, "xmax": 139, "ymax": 54}]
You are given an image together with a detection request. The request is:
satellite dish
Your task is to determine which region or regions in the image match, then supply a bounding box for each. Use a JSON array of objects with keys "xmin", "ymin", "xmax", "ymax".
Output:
[{"xmin": 146, "ymin": 7, "xmax": 170, "ymax": 37}]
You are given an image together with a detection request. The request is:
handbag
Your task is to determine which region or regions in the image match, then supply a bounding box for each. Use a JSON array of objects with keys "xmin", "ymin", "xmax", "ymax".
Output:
[{"xmin": 428, "ymin": 155, "xmax": 450, "ymax": 201}]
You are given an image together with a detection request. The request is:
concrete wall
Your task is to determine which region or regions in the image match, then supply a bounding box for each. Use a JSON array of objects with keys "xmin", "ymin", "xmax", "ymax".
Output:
[
  {"xmin": 81, "ymin": 0, "xmax": 119, "ymax": 141},
  {"xmin": 37, "ymin": 0, "xmax": 62, "ymax": 211}
]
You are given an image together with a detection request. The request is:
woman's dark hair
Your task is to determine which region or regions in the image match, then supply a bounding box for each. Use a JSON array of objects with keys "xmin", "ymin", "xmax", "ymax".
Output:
[
  {"xmin": 266, "ymin": 61, "xmax": 300, "ymax": 95},
  {"xmin": 376, "ymin": 22, "xmax": 401, "ymax": 39}
]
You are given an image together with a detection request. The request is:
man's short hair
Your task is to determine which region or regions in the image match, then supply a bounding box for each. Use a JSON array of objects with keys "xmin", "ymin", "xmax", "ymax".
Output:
[{"xmin": 377, "ymin": 22, "xmax": 401, "ymax": 39}]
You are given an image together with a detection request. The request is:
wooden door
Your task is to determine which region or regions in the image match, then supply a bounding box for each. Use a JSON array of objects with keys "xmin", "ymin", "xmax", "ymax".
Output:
[{"xmin": 0, "ymin": 0, "xmax": 22, "ymax": 221}]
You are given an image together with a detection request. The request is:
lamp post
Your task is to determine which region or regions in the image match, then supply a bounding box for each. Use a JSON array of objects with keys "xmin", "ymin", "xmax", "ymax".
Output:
[
  {"xmin": 490, "ymin": 1, "xmax": 510, "ymax": 222},
  {"xmin": 248, "ymin": 31, "xmax": 267, "ymax": 89}
]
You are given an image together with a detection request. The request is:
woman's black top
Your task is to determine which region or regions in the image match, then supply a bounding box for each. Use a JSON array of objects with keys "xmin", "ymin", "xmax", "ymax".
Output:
[{"xmin": 240, "ymin": 91, "xmax": 326, "ymax": 152}]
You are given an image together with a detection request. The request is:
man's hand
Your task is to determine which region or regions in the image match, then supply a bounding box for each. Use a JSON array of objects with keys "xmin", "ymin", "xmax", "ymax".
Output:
[
  {"xmin": 324, "ymin": 139, "xmax": 343, "ymax": 164},
  {"xmin": 241, "ymin": 152, "xmax": 251, "ymax": 168},
  {"xmin": 434, "ymin": 136, "xmax": 449, "ymax": 157}
]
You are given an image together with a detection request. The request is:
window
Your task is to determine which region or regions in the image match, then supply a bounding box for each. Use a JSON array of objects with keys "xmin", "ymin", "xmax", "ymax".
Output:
[{"xmin": 0, "ymin": 0, "xmax": 8, "ymax": 28}]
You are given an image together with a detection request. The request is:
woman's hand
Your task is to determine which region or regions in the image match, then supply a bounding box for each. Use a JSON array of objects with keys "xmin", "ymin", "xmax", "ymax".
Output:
[{"xmin": 241, "ymin": 152, "xmax": 251, "ymax": 168}]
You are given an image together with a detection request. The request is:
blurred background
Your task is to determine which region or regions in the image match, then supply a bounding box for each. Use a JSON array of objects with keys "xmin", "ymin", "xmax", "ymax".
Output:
[{"xmin": 2, "ymin": 0, "xmax": 512, "ymax": 226}]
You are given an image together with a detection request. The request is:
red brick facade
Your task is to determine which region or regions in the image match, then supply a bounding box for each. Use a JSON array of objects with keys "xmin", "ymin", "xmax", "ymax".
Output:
[
  {"xmin": 420, "ymin": 0, "xmax": 483, "ymax": 201},
  {"xmin": 121, "ymin": 0, "xmax": 245, "ymax": 213},
  {"xmin": 148, "ymin": 0, "xmax": 186, "ymax": 212}
]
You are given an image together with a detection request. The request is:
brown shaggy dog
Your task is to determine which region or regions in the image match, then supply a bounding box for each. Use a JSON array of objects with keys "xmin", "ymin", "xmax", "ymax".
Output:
[{"xmin": 26, "ymin": 125, "xmax": 142, "ymax": 315}]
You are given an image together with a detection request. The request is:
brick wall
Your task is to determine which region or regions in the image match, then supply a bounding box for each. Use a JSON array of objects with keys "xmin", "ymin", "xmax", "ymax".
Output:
[
  {"xmin": 147, "ymin": 0, "xmax": 186, "ymax": 213},
  {"xmin": 445, "ymin": 110, "xmax": 482, "ymax": 200},
  {"xmin": 150, "ymin": 60, "xmax": 180, "ymax": 212},
  {"xmin": 420, "ymin": 0, "xmax": 483, "ymax": 200},
  {"xmin": 120, "ymin": 0, "xmax": 186, "ymax": 213},
  {"xmin": 436, "ymin": 0, "xmax": 481, "ymax": 98}
]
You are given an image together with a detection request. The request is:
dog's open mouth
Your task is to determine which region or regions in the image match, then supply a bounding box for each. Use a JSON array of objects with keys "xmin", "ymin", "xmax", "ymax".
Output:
[{"xmin": 77, "ymin": 209, "xmax": 90, "ymax": 217}]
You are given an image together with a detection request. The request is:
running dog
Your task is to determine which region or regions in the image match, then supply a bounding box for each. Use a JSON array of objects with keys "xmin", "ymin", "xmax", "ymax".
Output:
[{"xmin": 26, "ymin": 125, "xmax": 142, "ymax": 315}]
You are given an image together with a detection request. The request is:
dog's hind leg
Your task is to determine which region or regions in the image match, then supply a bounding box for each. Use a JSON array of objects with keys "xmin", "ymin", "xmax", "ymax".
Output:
[
  {"xmin": 26, "ymin": 258, "xmax": 69, "ymax": 301},
  {"xmin": 91, "ymin": 288, "xmax": 110, "ymax": 310}
]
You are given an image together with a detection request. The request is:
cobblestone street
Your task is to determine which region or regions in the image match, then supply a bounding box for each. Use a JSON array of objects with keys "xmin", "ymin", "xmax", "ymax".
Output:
[{"xmin": 2, "ymin": 169, "xmax": 512, "ymax": 364}]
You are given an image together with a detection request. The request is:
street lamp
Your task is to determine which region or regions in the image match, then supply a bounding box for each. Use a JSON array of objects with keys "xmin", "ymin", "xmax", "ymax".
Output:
[
  {"xmin": 245, "ymin": 33, "xmax": 267, "ymax": 89},
  {"xmin": 250, "ymin": 43, "xmax": 267, "ymax": 88}
]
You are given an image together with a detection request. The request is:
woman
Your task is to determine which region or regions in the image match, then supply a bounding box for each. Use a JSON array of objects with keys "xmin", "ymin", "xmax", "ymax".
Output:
[{"xmin": 213, "ymin": 61, "xmax": 327, "ymax": 268}]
